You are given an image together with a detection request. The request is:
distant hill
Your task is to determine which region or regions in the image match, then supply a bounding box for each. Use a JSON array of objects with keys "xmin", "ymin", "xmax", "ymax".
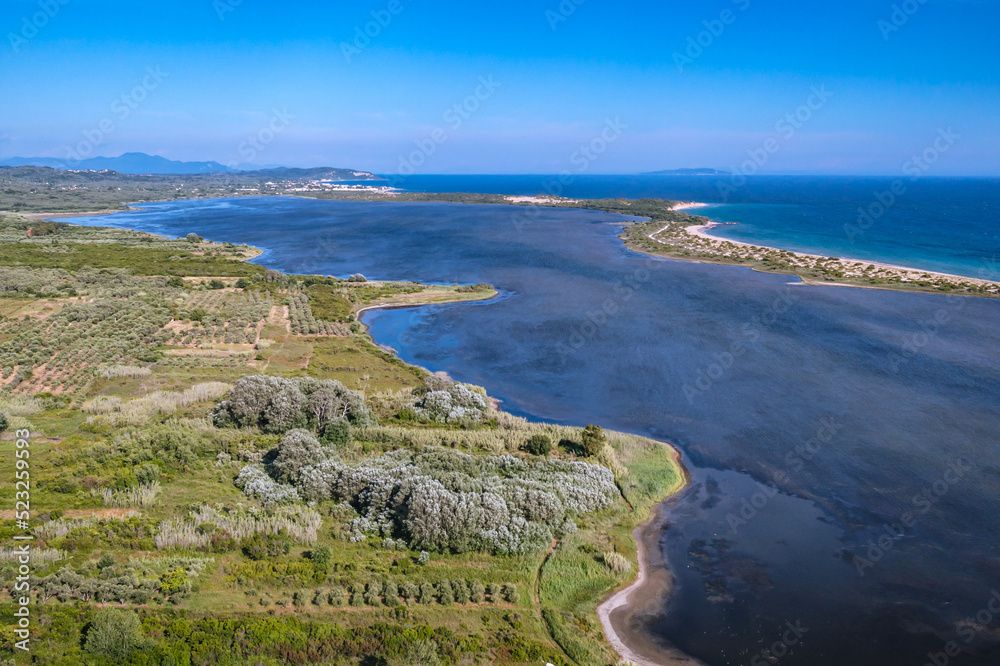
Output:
[
  {"xmin": 0, "ymin": 152, "xmax": 235, "ymax": 174},
  {"xmin": 0, "ymin": 152, "xmax": 382, "ymax": 180},
  {"xmin": 641, "ymin": 168, "xmax": 730, "ymax": 176}
]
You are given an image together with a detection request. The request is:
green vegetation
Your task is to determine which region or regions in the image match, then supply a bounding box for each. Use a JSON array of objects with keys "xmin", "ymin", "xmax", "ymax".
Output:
[{"xmin": 0, "ymin": 204, "xmax": 685, "ymax": 665}]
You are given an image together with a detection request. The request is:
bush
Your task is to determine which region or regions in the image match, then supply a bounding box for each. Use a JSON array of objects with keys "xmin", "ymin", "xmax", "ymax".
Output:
[
  {"xmin": 387, "ymin": 639, "xmax": 441, "ymax": 666},
  {"xmin": 436, "ymin": 580, "xmax": 454, "ymax": 605},
  {"xmin": 309, "ymin": 545, "xmax": 332, "ymax": 569},
  {"xmin": 524, "ymin": 434, "xmax": 552, "ymax": 456},
  {"xmin": 469, "ymin": 580, "xmax": 485, "ymax": 603},
  {"xmin": 0, "ymin": 410, "xmax": 9, "ymax": 433},
  {"xmin": 208, "ymin": 279, "xmax": 226, "ymax": 290},
  {"xmin": 320, "ymin": 419, "xmax": 351, "ymax": 446},
  {"xmin": 241, "ymin": 533, "xmax": 290, "ymax": 561},
  {"xmin": 271, "ymin": 429, "xmax": 324, "ymax": 483},
  {"xmin": 502, "ymin": 582, "xmax": 519, "ymax": 603},
  {"xmin": 401, "ymin": 582, "xmax": 419, "ymax": 603},
  {"xmin": 212, "ymin": 375, "xmax": 374, "ymax": 434},
  {"xmin": 418, "ymin": 582, "xmax": 436, "ymax": 604},
  {"xmin": 350, "ymin": 582, "xmax": 365, "ymax": 606},
  {"xmin": 236, "ymin": 446, "xmax": 618, "ymax": 556},
  {"xmin": 364, "ymin": 583, "xmax": 382, "ymax": 606},
  {"xmin": 84, "ymin": 609, "xmax": 147, "ymax": 661},
  {"xmin": 581, "ymin": 424, "xmax": 606, "ymax": 457},
  {"xmin": 452, "ymin": 579, "xmax": 470, "ymax": 604},
  {"xmin": 414, "ymin": 383, "xmax": 488, "ymax": 425},
  {"xmin": 382, "ymin": 581, "xmax": 399, "ymax": 604}
]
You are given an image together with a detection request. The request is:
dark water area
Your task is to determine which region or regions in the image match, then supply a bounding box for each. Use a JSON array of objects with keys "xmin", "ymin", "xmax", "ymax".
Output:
[{"xmin": 66, "ymin": 194, "xmax": 1000, "ymax": 666}]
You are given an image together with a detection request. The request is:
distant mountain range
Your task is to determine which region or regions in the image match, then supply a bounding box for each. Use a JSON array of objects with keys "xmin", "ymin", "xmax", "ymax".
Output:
[
  {"xmin": 0, "ymin": 152, "xmax": 381, "ymax": 180},
  {"xmin": 641, "ymin": 168, "xmax": 730, "ymax": 176}
]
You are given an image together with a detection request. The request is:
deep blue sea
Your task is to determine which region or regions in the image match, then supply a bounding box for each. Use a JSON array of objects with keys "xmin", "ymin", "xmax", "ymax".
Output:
[{"xmin": 64, "ymin": 176, "xmax": 1000, "ymax": 666}]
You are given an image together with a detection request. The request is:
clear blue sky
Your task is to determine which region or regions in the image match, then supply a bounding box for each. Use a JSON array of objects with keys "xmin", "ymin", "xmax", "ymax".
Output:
[{"xmin": 1, "ymin": 0, "xmax": 998, "ymax": 175}]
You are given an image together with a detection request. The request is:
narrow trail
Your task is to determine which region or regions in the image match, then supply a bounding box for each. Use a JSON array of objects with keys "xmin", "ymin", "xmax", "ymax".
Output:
[{"xmin": 534, "ymin": 537, "xmax": 577, "ymax": 665}]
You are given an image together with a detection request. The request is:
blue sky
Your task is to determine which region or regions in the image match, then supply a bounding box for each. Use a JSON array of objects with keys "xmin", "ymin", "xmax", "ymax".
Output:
[{"xmin": 1, "ymin": 0, "xmax": 998, "ymax": 175}]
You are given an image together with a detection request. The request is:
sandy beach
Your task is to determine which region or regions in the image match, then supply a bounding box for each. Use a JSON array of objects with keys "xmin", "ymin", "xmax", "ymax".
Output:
[
  {"xmin": 635, "ymin": 201, "xmax": 999, "ymax": 292},
  {"xmin": 670, "ymin": 201, "xmax": 711, "ymax": 211},
  {"xmin": 597, "ymin": 503, "xmax": 706, "ymax": 666},
  {"xmin": 682, "ymin": 218, "xmax": 1000, "ymax": 289}
]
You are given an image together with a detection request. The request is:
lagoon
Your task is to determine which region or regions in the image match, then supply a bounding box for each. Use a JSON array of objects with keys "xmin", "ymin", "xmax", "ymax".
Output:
[{"xmin": 68, "ymin": 195, "xmax": 1000, "ymax": 665}]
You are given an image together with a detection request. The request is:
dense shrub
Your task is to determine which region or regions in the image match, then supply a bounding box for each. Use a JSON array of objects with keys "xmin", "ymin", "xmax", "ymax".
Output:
[
  {"xmin": 271, "ymin": 429, "xmax": 325, "ymax": 483},
  {"xmin": 524, "ymin": 434, "xmax": 552, "ymax": 456},
  {"xmin": 581, "ymin": 424, "xmax": 606, "ymax": 457},
  {"xmin": 84, "ymin": 609, "xmax": 148, "ymax": 661},
  {"xmin": 212, "ymin": 375, "xmax": 374, "ymax": 433},
  {"xmin": 235, "ymin": 446, "xmax": 616, "ymax": 555},
  {"xmin": 241, "ymin": 533, "xmax": 291, "ymax": 561},
  {"xmin": 469, "ymin": 580, "xmax": 485, "ymax": 603},
  {"xmin": 414, "ymin": 383, "xmax": 488, "ymax": 425}
]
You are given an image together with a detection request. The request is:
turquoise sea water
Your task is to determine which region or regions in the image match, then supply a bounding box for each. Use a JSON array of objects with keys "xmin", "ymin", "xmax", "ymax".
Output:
[{"xmin": 394, "ymin": 175, "xmax": 1000, "ymax": 280}]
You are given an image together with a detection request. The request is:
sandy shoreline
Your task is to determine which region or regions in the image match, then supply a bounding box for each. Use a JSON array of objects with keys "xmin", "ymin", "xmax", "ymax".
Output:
[
  {"xmin": 18, "ymin": 209, "xmax": 124, "ymax": 219},
  {"xmin": 668, "ymin": 202, "xmax": 999, "ymax": 289},
  {"xmin": 597, "ymin": 447, "xmax": 703, "ymax": 666}
]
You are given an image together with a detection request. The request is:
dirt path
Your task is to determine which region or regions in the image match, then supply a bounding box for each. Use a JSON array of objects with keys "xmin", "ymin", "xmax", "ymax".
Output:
[{"xmin": 533, "ymin": 538, "xmax": 574, "ymax": 663}]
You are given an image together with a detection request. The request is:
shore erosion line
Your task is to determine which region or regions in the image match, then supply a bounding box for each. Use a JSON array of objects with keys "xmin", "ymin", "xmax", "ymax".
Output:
[
  {"xmin": 660, "ymin": 202, "xmax": 1000, "ymax": 290},
  {"xmin": 596, "ymin": 445, "xmax": 700, "ymax": 666}
]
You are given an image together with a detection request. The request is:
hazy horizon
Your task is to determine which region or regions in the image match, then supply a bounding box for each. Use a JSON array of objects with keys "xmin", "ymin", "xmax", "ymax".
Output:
[{"xmin": 2, "ymin": 0, "xmax": 998, "ymax": 176}]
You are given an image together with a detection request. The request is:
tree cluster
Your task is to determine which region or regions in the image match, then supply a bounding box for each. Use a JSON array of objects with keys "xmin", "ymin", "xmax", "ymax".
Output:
[
  {"xmin": 212, "ymin": 374, "xmax": 375, "ymax": 435},
  {"xmin": 236, "ymin": 446, "xmax": 617, "ymax": 555}
]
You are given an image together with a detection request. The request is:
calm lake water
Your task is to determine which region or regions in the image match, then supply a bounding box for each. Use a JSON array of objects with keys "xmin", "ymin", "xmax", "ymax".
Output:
[{"xmin": 67, "ymin": 194, "xmax": 1000, "ymax": 665}]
